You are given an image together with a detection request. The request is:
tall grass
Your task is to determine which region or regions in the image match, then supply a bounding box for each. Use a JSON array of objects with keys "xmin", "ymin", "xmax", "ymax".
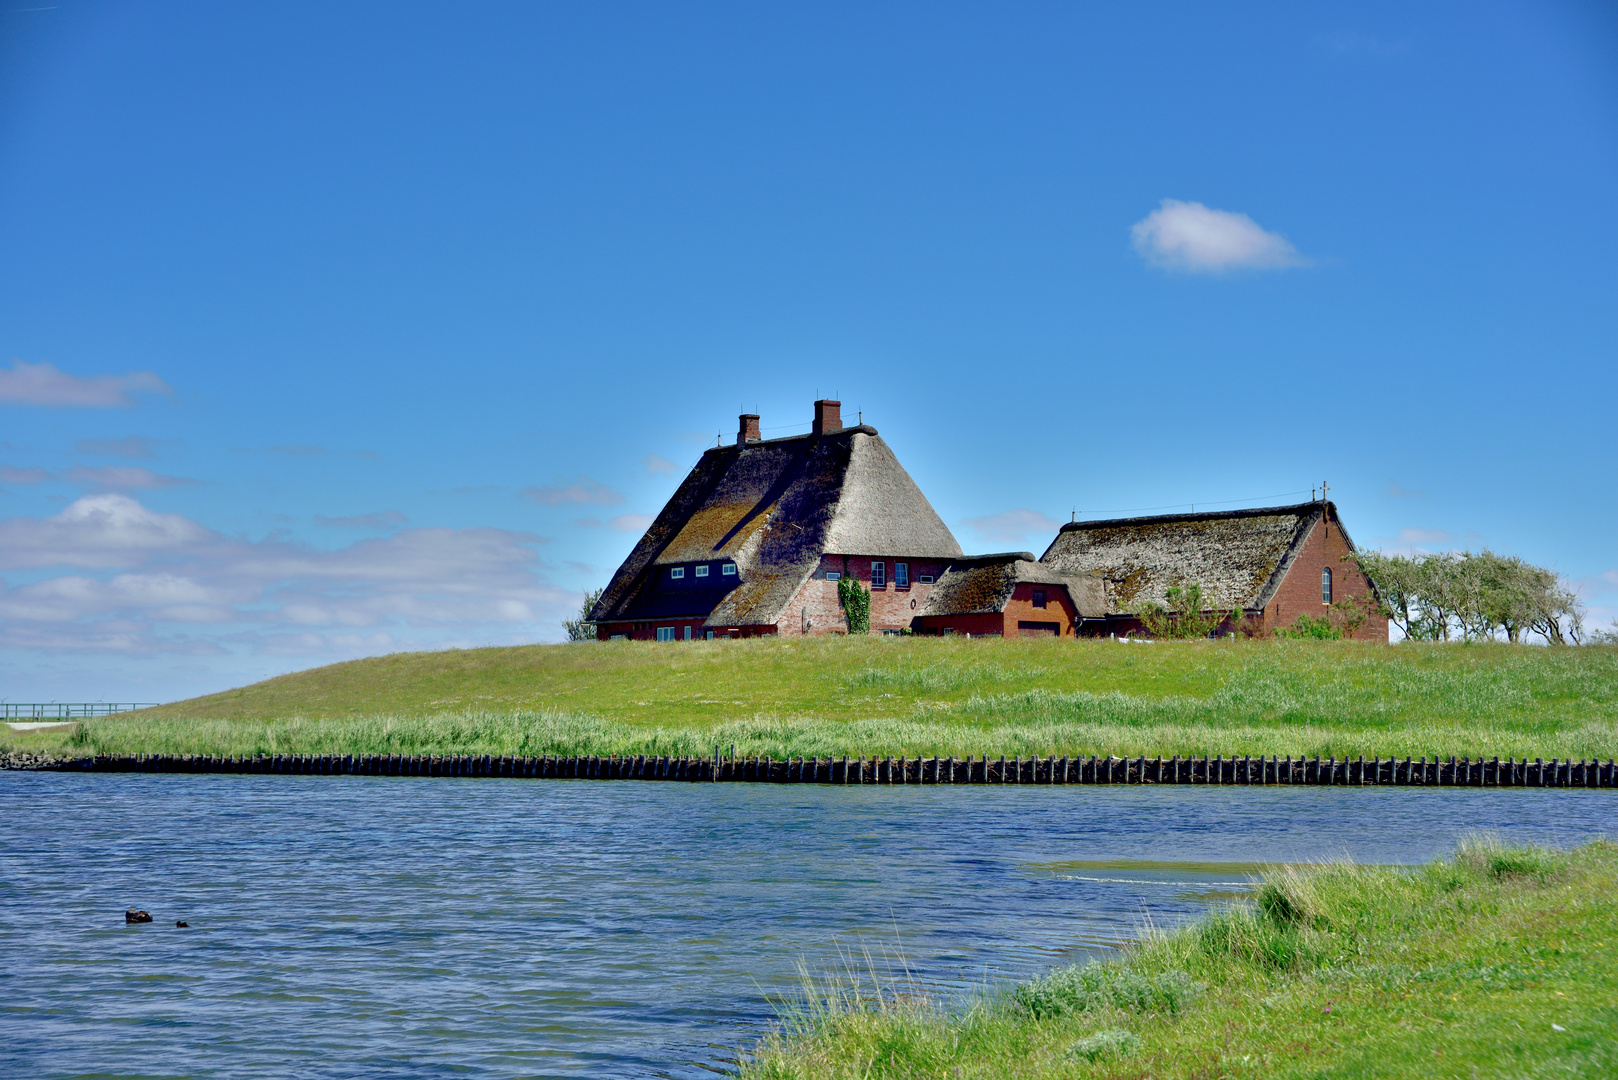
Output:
[
  {"xmin": 5, "ymin": 638, "xmax": 1615, "ymax": 760},
  {"xmin": 27, "ymin": 703, "xmax": 1617, "ymax": 761},
  {"xmin": 741, "ymin": 838, "xmax": 1618, "ymax": 1079}
]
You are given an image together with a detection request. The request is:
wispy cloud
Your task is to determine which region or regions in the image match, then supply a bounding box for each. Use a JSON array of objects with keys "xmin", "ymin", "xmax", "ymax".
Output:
[
  {"xmin": 609, "ymin": 513, "xmax": 654, "ymax": 534},
  {"xmin": 1384, "ymin": 480, "xmax": 1427, "ymax": 499},
  {"xmin": 75, "ymin": 436, "xmax": 164, "ymax": 458},
  {"xmin": 521, "ymin": 477, "xmax": 625, "ymax": 506},
  {"xmin": 1131, "ymin": 199, "xmax": 1307, "ymax": 273},
  {"xmin": 313, "ymin": 510, "xmax": 409, "ymax": 529},
  {"xmin": 63, "ymin": 465, "xmax": 195, "ymax": 490},
  {"xmin": 642, "ymin": 453, "xmax": 678, "ymax": 474},
  {"xmin": 962, "ymin": 508, "xmax": 1061, "ymax": 546},
  {"xmin": 0, "ymin": 360, "xmax": 171, "ymax": 408},
  {"xmin": 0, "ymin": 465, "xmax": 51, "ymax": 484},
  {"xmin": 0, "ymin": 493, "xmax": 570, "ymax": 655},
  {"xmin": 1373, "ymin": 526, "xmax": 1456, "ymax": 555}
]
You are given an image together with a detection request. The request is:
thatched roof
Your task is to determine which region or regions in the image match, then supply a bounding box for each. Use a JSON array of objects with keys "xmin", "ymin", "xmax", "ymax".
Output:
[
  {"xmin": 916, "ymin": 553, "xmax": 1106, "ymax": 618},
  {"xmin": 591, "ymin": 426, "xmax": 962, "ymax": 627},
  {"xmin": 1038, "ymin": 501, "xmax": 1354, "ymax": 614}
]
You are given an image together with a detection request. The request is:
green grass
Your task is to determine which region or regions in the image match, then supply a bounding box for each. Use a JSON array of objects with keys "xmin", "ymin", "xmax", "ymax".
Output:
[
  {"xmin": 5, "ymin": 637, "xmax": 1616, "ymax": 760},
  {"xmin": 741, "ymin": 838, "xmax": 1618, "ymax": 1079}
]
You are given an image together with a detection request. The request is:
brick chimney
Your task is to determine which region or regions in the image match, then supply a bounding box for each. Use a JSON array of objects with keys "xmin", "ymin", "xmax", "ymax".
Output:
[
  {"xmin": 737, "ymin": 413, "xmax": 760, "ymax": 445},
  {"xmin": 812, "ymin": 399, "xmax": 841, "ymax": 436}
]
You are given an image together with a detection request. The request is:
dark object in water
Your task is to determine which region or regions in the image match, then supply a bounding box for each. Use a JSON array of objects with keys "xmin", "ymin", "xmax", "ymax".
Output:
[
  {"xmin": 125, "ymin": 909, "xmax": 152, "ymax": 924},
  {"xmin": 175, "ymin": 921, "xmax": 189, "ymax": 928}
]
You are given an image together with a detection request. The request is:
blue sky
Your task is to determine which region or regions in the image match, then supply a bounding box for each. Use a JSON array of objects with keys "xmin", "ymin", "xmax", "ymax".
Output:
[{"xmin": 1, "ymin": 1, "xmax": 1614, "ymax": 701}]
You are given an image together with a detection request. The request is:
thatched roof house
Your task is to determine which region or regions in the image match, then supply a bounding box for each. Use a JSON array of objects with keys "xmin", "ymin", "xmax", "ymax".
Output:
[
  {"xmin": 1038, "ymin": 501, "xmax": 1386, "ymax": 639},
  {"xmin": 590, "ymin": 400, "xmax": 962, "ymax": 639}
]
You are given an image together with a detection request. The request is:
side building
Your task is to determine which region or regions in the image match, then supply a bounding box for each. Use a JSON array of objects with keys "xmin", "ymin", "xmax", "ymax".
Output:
[
  {"xmin": 1038, "ymin": 501, "xmax": 1387, "ymax": 640},
  {"xmin": 589, "ymin": 400, "xmax": 964, "ymax": 640},
  {"xmin": 911, "ymin": 553, "xmax": 1105, "ymax": 638}
]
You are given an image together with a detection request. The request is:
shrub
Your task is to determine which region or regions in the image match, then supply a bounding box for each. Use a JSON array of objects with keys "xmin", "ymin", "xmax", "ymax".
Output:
[
  {"xmin": 1014, "ymin": 965, "xmax": 1198, "ymax": 1019},
  {"xmin": 1066, "ymin": 1029, "xmax": 1140, "ymax": 1062},
  {"xmin": 838, "ymin": 575, "xmax": 871, "ymax": 635}
]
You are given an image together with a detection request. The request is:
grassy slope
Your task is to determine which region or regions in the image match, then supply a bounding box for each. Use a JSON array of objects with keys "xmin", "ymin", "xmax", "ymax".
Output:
[
  {"xmin": 742, "ymin": 839, "xmax": 1618, "ymax": 1079},
  {"xmin": 6, "ymin": 637, "xmax": 1617, "ymax": 760}
]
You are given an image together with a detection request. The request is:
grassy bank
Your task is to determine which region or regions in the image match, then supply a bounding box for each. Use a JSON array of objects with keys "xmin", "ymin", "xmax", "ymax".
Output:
[
  {"xmin": 5, "ymin": 637, "xmax": 1616, "ymax": 761},
  {"xmin": 742, "ymin": 839, "xmax": 1618, "ymax": 1079}
]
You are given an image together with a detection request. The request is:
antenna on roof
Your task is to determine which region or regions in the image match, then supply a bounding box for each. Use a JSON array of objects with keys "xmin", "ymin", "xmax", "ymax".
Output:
[{"xmin": 1071, "ymin": 507, "xmax": 1075, "ymax": 523}]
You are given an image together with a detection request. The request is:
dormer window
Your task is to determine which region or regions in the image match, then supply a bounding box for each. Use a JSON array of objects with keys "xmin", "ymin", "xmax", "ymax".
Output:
[
  {"xmin": 670, "ymin": 567, "xmax": 685, "ymax": 580},
  {"xmin": 722, "ymin": 563, "xmax": 737, "ymax": 576},
  {"xmin": 1032, "ymin": 589, "xmax": 1047, "ymax": 609},
  {"xmin": 695, "ymin": 565, "xmax": 709, "ymax": 578}
]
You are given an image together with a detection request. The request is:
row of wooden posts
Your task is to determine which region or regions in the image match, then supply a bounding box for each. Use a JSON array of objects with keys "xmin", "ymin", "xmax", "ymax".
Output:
[{"xmin": 82, "ymin": 752, "xmax": 1617, "ymax": 787}]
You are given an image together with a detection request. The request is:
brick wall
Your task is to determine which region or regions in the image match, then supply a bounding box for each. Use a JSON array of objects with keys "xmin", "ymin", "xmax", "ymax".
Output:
[
  {"xmin": 776, "ymin": 554, "xmax": 952, "ymax": 635},
  {"xmin": 1262, "ymin": 511, "xmax": 1389, "ymax": 641}
]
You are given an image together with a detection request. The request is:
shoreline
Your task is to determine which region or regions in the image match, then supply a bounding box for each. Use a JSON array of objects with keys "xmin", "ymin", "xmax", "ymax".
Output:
[{"xmin": 10, "ymin": 750, "xmax": 1614, "ymax": 788}]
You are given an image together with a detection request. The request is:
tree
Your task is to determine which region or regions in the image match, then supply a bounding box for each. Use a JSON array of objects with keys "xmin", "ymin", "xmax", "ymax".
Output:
[
  {"xmin": 837, "ymin": 575, "xmax": 871, "ymax": 635},
  {"xmin": 1345, "ymin": 550, "xmax": 1583, "ymax": 645},
  {"xmin": 1137, "ymin": 582, "xmax": 1241, "ymax": 640},
  {"xmin": 563, "ymin": 588, "xmax": 604, "ymax": 642}
]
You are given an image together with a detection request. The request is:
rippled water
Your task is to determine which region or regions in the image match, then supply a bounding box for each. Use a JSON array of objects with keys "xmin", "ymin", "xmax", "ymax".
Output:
[{"xmin": 2, "ymin": 774, "xmax": 1610, "ymax": 1078}]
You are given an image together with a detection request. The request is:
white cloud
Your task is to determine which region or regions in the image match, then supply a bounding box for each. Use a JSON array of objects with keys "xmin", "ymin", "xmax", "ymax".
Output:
[
  {"xmin": 0, "ymin": 360, "xmax": 171, "ymax": 407},
  {"xmin": 1131, "ymin": 199, "xmax": 1306, "ymax": 273},
  {"xmin": 643, "ymin": 453, "xmax": 678, "ymax": 474},
  {"xmin": 1384, "ymin": 480, "xmax": 1427, "ymax": 499},
  {"xmin": 0, "ymin": 494, "xmax": 574, "ymax": 654},
  {"xmin": 609, "ymin": 513, "xmax": 654, "ymax": 534},
  {"xmin": 962, "ymin": 509, "xmax": 1062, "ymax": 547},
  {"xmin": 520, "ymin": 477, "xmax": 625, "ymax": 506}
]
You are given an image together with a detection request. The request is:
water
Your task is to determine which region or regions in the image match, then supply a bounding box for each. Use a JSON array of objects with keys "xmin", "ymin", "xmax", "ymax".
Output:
[{"xmin": 2, "ymin": 774, "xmax": 1610, "ymax": 1078}]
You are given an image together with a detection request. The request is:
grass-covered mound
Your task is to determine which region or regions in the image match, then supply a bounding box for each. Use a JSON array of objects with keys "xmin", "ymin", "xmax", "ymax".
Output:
[
  {"xmin": 6, "ymin": 637, "xmax": 1617, "ymax": 760},
  {"xmin": 742, "ymin": 838, "xmax": 1618, "ymax": 1079}
]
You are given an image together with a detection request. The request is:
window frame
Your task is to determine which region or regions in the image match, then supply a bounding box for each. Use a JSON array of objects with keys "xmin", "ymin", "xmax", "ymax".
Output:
[
  {"xmin": 825, "ymin": 570, "xmax": 841, "ymax": 581},
  {"xmin": 721, "ymin": 563, "xmax": 737, "ymax": 576},
  {"xmin": 895, "ymin": 562, "xmax": 909, "ymax": 588},
  {"xmin": 1032, "ymin": 588, "xmax": 1047, "ymax": 609},
  {"xmin": 655, "ymin": 626, "xmax": 676, "ymax": 642},
  {"xmin": 871, "ymin": 561, "xmax": 886, "ymax": 588},
  {"xmin": 670, "ymin": 566, "xmax": 685, "ymax": 580},
  {"xmin": 917, "ymin": 574, "xmax": 934, "ymax": 584},
  {"xmin": 694, "ymin": 564, "xmax": 709, "ymax": 578},
  {"xmin": 1322, "ymin": 566, "xmax": 1333, "ymax": 604}
]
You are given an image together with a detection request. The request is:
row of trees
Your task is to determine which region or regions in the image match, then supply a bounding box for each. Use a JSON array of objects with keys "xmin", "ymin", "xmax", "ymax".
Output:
[{"xmin": 1350, "ymin": 551, "xmax": 1585, "ymax": 645}]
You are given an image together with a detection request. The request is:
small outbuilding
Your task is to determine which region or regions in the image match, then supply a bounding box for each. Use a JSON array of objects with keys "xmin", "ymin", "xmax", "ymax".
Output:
[{"xmin": 911, "ymin": 553, "xmax": 1105, "ymax": 638}]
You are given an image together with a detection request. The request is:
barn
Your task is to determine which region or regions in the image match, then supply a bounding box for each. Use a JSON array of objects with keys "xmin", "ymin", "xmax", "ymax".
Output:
[{"xmin": 1037, "ymin": 502, "xmax": 1387, "ymax": 640}]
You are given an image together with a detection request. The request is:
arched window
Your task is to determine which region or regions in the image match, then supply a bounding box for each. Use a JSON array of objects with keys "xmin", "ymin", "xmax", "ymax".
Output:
[{"xmin": 1321, "ymin": 566, "xmax": 1333, "ymax": 604}]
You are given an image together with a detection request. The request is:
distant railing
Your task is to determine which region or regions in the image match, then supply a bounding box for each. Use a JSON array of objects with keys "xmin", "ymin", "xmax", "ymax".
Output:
[{"xmin": 2, "ymin": 703, "xmax": 158, "ymax": 720}]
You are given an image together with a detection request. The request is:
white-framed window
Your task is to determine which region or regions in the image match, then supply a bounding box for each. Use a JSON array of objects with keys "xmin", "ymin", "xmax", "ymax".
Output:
[
  {"xmin": 1032, "ymin": 589, "xmax": 1046, "ymax": 609},
  {"xmin": 705, "ymin": 629, "xmax": 715, "ymax": 639},
  {"xmin": 895, "ymin": 562, "xmax": 909, "ymax": 588},
  {"xmin": 1322, "ymin": 567, "xmax": 1333, "ymax": 604},
  {"xmin": 825, "ymin": 571, "xmax": 841, "ymax": 581},
  {"xmin": 918, "ymin": 574, "xmax": 934, "ymax": 584},
  {"xmin": 656, "ymin": 626, "xmax": 676, "ymax": 641},
  {"xmin": 695, "ymin": 564, "xmax": 709, "ymax": 578},
  {"xmin": 722, "ymin": 563, "xmax": 737, "ymax": 576},
  {"xmin": 670, "ymin": 567, "xmax": 685, "ymax": 580},
  {"xmin": 683, "ymin": 625, "xmax": 693, "ymax": 640},
  {"xmin": 871, "ymin": 561, "xmax": 886, "ymax": 587}
]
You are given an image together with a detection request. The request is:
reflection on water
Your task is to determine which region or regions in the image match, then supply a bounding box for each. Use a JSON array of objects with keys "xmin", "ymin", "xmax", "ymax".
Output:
[{"xmin": 1, "ymin": 774, "xmax": 1609, "ymax": 1079}]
